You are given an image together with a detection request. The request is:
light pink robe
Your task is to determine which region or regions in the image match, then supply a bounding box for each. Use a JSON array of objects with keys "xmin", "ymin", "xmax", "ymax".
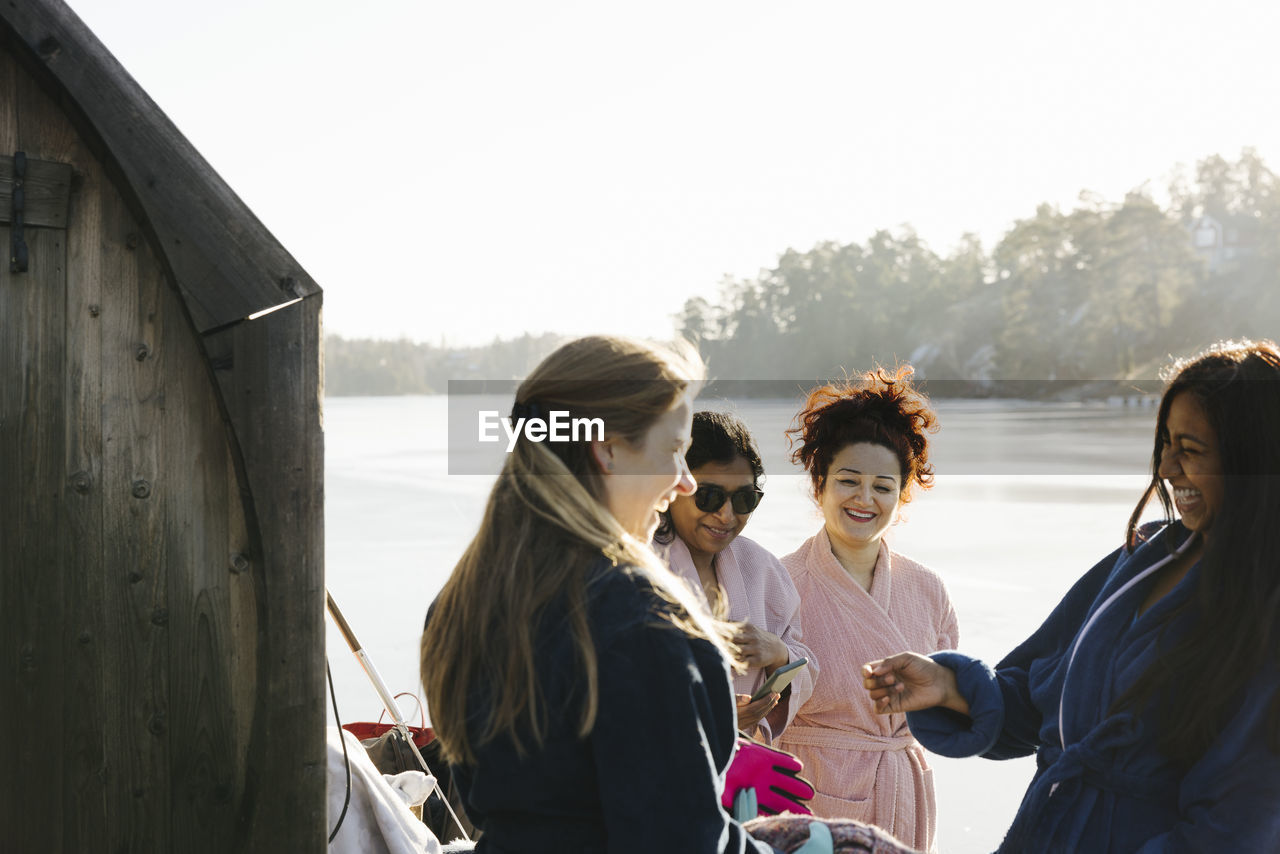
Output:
[
  {"xmin": 776, "ymin": 528, "xmax": 958, "ymax": 853},
  {"xmin": 659, "ymin": 535, "xmax": 817, "ymax": 743}
]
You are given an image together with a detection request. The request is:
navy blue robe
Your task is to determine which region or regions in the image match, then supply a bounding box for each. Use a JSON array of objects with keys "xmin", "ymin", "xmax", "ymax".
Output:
[
  {"xmin": 908, "ymin": 523, "xmax": 1280, "ymax": 852},
  {"xmin": 427, "ymin": 558, "xmax": 775, "ymax": 854}
]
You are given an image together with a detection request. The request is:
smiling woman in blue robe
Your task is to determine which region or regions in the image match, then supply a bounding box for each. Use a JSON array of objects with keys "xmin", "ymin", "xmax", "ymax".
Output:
[{"xmin": 862, "ymin": 339, "xmax": 1280, "ymax": 853}]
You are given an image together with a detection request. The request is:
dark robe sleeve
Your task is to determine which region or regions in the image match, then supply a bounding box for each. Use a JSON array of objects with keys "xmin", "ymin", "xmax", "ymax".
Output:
[
  {"xmin": 908, "ymin": 547, "xmax": 1123, "ymax": 760},
  {"xmin": 590, "ymin": 616, "xmax": 775, "ymax": 854}
]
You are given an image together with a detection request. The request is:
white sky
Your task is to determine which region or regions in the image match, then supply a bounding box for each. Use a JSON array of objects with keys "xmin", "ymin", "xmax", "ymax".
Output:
[{"xmin": 67, "ymin": 0, "xmax": 1280, "ymax": 347}]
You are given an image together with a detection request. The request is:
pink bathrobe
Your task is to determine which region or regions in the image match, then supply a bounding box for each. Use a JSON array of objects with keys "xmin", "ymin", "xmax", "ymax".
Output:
[
  {"xmin": 777, "ymin": 529, "xmax": 957, "ymax": 853},
  {"xmin": 659, "ymin": 535, "xmax": 817, "ymax": 743}
]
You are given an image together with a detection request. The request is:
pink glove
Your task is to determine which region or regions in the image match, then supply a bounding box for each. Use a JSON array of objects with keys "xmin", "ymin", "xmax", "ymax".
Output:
[{"xmin": 722, "ymin": 737, "xmax": 815, "ymax": 816}]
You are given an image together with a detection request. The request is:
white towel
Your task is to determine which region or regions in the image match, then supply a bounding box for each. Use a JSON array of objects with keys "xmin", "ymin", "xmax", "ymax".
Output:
[{"xmin": 327, "ymin": 727, "xmax": 443, "ymax": 854}]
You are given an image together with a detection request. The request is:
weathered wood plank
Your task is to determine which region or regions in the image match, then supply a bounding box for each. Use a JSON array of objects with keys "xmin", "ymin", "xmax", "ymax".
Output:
[
  {"xmin": 0, "ymin": 154, "xmax": 73, "ymax": 228},
  {"xmin": 0, "ymin": 44, "xmax": 16, "ymax": 151},
  {"xmin": 7, "ymin": 41, "xmax": 117, "ymax": 850},
  {"xmin": 161, "ymin": 249, "xmax": 251, "ymax": 851},
  {"xmin": 204, "ymin": 295, "xmax": 327, "ymax": 851},
  {"xmin": 226, "ymin": 451, "xmax": 259, "ymax": 775},
  {"xmin": 61, "ymin": 148, "xmax": 108, "ymax": 853},
  {"xmin": 0, "ymin": 46, "xmax": 78, "ymax": 850},
  {"xmin": 0, "ymin": 226, "xmax": 67, "ymax": 853},
  {"xmin": 0, "ymin": 0, "xmax": 321, "ymax": 333},
  {"xmin": 98, "ymin": 180, "xmax": 172, "ymax": 852}
]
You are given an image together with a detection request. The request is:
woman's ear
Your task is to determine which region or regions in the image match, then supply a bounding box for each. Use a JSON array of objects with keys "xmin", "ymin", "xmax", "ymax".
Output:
[{"xmin": 590, "ymin": 437, "xmax": 615, "ymax": 474}]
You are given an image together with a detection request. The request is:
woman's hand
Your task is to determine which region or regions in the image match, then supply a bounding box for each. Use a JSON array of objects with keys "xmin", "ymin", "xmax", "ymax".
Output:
[
  {"xmin": 862, "ymin": 652, "xmax": 969, "ymax": 716},
  {"xmin": 732, "ymin": 622, "xmax": 789, "ymax": 671},
  {"xmin": 735, "ymin": 692, "xmax": 779, "ymax": 732}
]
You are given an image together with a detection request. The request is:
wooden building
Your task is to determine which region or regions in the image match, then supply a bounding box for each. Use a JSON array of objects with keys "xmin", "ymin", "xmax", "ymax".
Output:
[{"xmin": 0, "ymin": 1, "xmax": 325, "ymax": 849}]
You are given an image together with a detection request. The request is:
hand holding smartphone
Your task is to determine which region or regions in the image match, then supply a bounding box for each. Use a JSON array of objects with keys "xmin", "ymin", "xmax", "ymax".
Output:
[{"xmin": 749, "ymin": 657, "xmax": 808, "ymax": 702}]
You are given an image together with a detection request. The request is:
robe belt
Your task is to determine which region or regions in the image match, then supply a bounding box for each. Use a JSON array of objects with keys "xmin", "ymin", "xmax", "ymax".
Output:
[
  {"xmin": 998, "ymin": 714, "xmax": 1176, "ymax": 852},
  {"xmin": 782, "ymin": 725, "xmax": 917, "ymax": 752}
]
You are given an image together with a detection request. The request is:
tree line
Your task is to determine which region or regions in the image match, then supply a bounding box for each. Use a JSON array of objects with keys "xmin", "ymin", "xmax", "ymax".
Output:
[
  {"xmin": 680, "ymin": 150, "xmax": 1279, "ymax": 395},
  {"xmin": 326, "ymin": 151, "xmax": 1279, "ymax": 397},
  {"xmin": 324, "ymin": 332, "xmax": 566, "ymax": 396}
]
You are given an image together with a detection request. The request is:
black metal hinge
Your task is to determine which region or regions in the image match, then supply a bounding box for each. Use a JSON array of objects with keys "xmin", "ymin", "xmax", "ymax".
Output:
[{"xmin": 9, "ymin": 151, "xmax": 28, "ymax": 273}]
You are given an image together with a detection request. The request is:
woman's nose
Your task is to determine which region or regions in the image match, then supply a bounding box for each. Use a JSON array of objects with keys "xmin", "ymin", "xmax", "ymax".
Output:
[
  {"xmin": 1158, "ymin": 450, "xmax": 1180, "ymax": 479},
  {"xmin": 674, "ymin": 461, "xmax": 696, "ymax": 496},
  {"xmin": 712, "ymin": 499, "xmax": 737, "ymax": 522}
]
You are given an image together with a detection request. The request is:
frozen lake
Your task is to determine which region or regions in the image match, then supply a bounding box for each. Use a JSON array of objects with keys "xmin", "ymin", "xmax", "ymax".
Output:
[{"xmin": 324, "ymin": 394, "xmax": 1162, "ymax": 853}]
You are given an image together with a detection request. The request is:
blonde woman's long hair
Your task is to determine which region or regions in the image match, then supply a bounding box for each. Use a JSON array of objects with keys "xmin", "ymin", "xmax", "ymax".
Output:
[{"xmin": 422, "ymin": 335, "xmax": 739, "ymax": 765}]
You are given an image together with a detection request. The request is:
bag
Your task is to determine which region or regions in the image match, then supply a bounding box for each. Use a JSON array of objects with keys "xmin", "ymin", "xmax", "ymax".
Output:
[
  {"xmin": 342, "ymin": 692, "xmax": 434, "ymax": 753},
  {"xmin": 342, "ymin": 693, "xmax": 477, "ymax": 842}
]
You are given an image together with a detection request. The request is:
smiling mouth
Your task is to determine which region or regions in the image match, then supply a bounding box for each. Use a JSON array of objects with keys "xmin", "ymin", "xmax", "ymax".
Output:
[
  {"xmin": 1172, "ymin": 486, "xmax": 1202, "ymax": 509},
  {"xmin": 702, "ymin": 524, "xmax": 733, "ymax": 538},
  {"xmin": 844, "ymin": 508, "xmax": 875, "ymax": 522}
]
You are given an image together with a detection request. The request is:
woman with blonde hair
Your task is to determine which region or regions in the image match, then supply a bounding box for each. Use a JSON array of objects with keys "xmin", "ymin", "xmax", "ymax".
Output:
[{"xmin": 421, "ymin": 335, "xmax": 783, "ymax": 853}]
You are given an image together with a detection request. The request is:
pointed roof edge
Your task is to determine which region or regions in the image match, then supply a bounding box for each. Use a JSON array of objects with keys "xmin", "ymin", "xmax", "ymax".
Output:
[{"xmin": 1, "ymin": 0, "xmax": 322, "ymax": 334}]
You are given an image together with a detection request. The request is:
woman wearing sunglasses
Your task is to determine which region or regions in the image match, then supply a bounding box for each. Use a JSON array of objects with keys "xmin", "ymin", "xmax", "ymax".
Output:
[
  {"xmin": 655, "ymin": 411, "xmax": 816, "ymax": 742},
  {"xmin": 777, "ymin": 367, "xmax": 957, "ymax": 853}
]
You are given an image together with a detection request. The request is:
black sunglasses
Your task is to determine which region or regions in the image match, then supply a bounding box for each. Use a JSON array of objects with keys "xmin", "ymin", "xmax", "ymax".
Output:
[{"xmin": 693, "ymin": 484, "xmax": 764, "ymax": 515}]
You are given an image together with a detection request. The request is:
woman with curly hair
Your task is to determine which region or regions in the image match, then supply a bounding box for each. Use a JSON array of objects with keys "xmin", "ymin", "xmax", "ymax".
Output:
[{"xmin": 777, "ymin": 366, "xmax": 957, "ymax": 852}]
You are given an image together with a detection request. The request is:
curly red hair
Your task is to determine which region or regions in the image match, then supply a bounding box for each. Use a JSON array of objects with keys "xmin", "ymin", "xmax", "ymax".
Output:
[{"xmin": 787, "ymin": 365, "xmax": 938, "ymax": 504}]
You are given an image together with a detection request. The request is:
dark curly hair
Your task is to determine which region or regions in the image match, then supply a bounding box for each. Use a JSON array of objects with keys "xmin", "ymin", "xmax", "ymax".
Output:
[
  {"xmin": 786, "ymin": 365, "xmax": 937, "ymax": 504},
  {"xmin": 654, "ymin": 410, "xmax": 764, "ymax": 544}
]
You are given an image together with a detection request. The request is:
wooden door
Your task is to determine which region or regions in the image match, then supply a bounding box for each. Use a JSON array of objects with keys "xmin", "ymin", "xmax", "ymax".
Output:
[{"xmin": 0, "ymin": 47, "xmax": 276, "ymax": 853}]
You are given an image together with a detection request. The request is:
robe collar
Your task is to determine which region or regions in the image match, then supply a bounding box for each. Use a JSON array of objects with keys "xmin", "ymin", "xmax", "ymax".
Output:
[
  {"xmin": 1057, "ymin": 523, "xmax": 1200, "ymax": 748},
  {"xmin": 657, "ymin": 534, "xmax": 750, "ymax": 621},
  {"xmin": 809, "ymin": 525, "xmax": 894, "ymax": 612}
]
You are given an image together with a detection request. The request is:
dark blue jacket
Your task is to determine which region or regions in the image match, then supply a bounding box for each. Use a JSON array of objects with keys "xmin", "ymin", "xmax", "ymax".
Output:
[
  {"xmin": 428, "ymin": 559, "xmax": 775, "ymax": 854},
  {"xmin": 908, "ymin": 523, "xmax": 1280, "ymax": 852}
]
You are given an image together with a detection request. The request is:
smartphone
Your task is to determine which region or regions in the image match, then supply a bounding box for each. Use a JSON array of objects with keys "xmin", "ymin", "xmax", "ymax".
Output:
[{"xmin": 749, "ymin": 658, "xmax": 808, "ymax": 702}]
